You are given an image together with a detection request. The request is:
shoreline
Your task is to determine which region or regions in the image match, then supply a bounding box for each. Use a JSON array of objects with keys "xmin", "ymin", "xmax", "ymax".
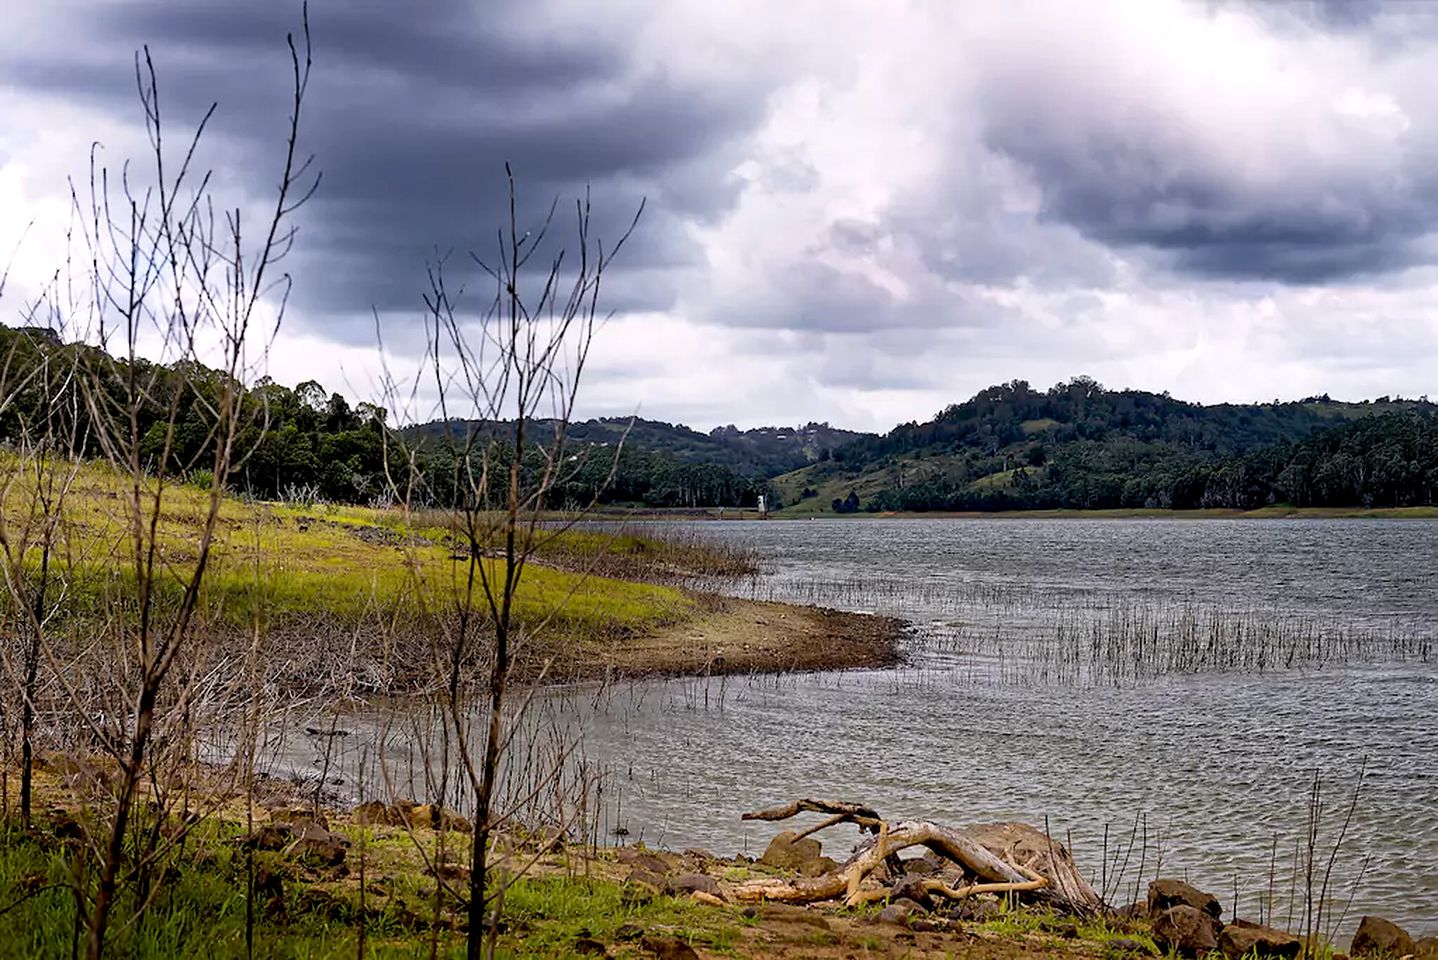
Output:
[
  {"xmin": 585, "ymin": 505, "xmax": 1438, "ymax": 521},
  {"xmin": 534, "ymin": 596, "xmax": 906, "ymax": 685}
]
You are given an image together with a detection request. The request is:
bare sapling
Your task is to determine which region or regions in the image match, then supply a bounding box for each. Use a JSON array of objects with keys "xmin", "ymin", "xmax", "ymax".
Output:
[
  {"xmin": 18, "ymin": 12, "xmax": 320, "ymax": 956},
  {"xmin": 399, "ymin": 166, "xmax": 641, "ymax": 959}
]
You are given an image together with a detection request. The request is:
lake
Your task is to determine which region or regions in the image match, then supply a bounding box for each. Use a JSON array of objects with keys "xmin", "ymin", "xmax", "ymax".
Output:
[
  {"xmin": 561, "ymin": 518, "xmax": 1437, "ymax": 933},
  {"xmin": 278, "ymin": 518, "xmax": 1438, "ymax": 935}
]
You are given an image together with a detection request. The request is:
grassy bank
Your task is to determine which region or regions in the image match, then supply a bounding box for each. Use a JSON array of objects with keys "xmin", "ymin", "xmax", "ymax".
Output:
[
  {"xmin": 0, "ymin": 769, "xmax": 1157, "ymax": 960},
  {"xmin": 0, "ymin": 458, "xmax": 902, "ymax": 693}
]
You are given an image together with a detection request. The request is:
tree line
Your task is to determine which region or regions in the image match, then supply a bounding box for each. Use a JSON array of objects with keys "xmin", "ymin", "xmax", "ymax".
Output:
[
  {"xmin": 0, "ymin": 324, "xmax": 771, "ymax": 509},
  {"xmin": 855, "ymin": 410, "xmax": 1438, "ymax": 512}
]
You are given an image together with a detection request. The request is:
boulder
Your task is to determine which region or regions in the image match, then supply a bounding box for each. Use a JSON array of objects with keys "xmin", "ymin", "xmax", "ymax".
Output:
[
  {"xmin": 1153, "ymin": 905, "xmax": 1222, "ymax": 958},
  {"xmin": 667, "ymin": 873, "xmax": 724, "ymax": 900},
  {"xmin": 640, "ymin": 936, "xmax": 700, "ymax": 960},
  {"xmin": 1352, "ymin": 917, "xmax": 1416, "ymax": 958},
  {"xmin": 242, "ymin": 823, "xmax": 294, "ymax": 851},
  {"xmin": 1219, "ymin": 919, "xmax": 1302, "ymax": 960},
  {"xmin": 759, "ymin": 830, "xmax": 828, "ymax": 873},
  {"xmin": 287, "ymin": 822, "xmax": 349, "ymax": 867},
  {"xmin": 353, "ymin": 801, "xmax": 406, "ymax": 826},
  {"xmin": 877, "ymin": 897, "xmax": 923, "ymax": 927},
  {"xmin": 624, "ymin": 867, "xmax": 669, "ymax": 894},
  {"xmin": 1105, "ymin": 938, "xmax": 1159, "ymax": 958},
  {"xmin": 1149, "ymin": 878, "xmax": 1222, "ymax": 920},
  {"xmin": 617, "ymin": 850, "xmax": 673, "ymax": 877}
]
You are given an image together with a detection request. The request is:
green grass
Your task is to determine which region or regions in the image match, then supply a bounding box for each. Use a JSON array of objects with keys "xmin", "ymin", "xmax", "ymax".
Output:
[
  {"xmin": 0, "ymin": 459, "xmax": 698, "ymax": 643},
  {"xmin": 0, "ymin": 824, "xmax": 442, "ymax": 959},
  {"xmin": 500, "ymin": 875, "xmax": 740, "ymax": 957},
  {"xmin": 0, "ymin": 820, "xmax": 742, "ymax": 960}
]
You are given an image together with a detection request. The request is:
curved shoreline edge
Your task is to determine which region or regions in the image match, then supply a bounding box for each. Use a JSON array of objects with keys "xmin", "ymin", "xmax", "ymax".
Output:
[{"xmin": 541, "ymin": 597, "xmax": 906, "ymax": 685}]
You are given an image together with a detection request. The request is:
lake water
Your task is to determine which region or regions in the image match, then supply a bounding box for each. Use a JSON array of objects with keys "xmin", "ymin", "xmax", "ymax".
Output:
[
  {"xmin": 562, "ymin": 519, "xmax": 1438, "ymax": 934},
  {"xmin": 281, "ymin": 518, "xmax": 1438, "ymax": 936}
]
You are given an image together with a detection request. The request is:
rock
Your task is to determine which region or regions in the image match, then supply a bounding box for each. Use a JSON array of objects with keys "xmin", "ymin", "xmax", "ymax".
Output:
[
  {"xmin": 617, "ymin": 850, "xmax": 673, "ymax": 876},
  {"xmin": 1416, "ymin": 936, "xmax": 1438, "ymax": 960},
  {"xmin": 640, "ymin": 936, "xmax": 700, "ymax": 960},
  {"xmin": 615, "ymin": 924, "xmax": 644, "ymax": 941},
  {"xmin": 1219, "ymin": 919, "xmax": 1302, "ymax": 960},
  {"xmin": 410, "ymin": 804, "xmax": 472, "ymax": 833},
  {"xmin": 625, "ymin": 868, "xmax": 669, "ymax": 893},
  {"xmin": 353, "ymin": 801, "xmax": 404, "ymax": 826},
  {"xmin": 900, "ymin": 854, "xmax": 942, "ymax": 877},
  {"xmin": 287, "ymin": 822, "xmax": 349, "ymax": 867},
  {"xmin": 1149, "ymin": 878, "xmax": 1222, "ymax": 921},
  {"xmin": 1153, "ymin": 905, "xmax": 1222, "ymax": 958},
  {"xmin": 1105, "ymin": 938, "xmax": 1158, "ymax": 957},
  {"xmin": 877, "ymin": 897, "xmax": 924, "ymax": 927},
  {"xmin": 912, "ymin": 917, "xmax": 961, "ymax": 934},
  {"xmin": 242, "ymin": 823, "xmax": 293, "ymax": 851},
  {"xmin": 271, "ymin": 807, "xmax": 328, "ymax": 829},
  {"xmin": 1352, "ymin": 917, "xmax": 1416, "ymax": 958},
  {"xmin": 573, "ymin": 937, "xmax": 608, "ymax": 955},
  {"xmin": 1116, "ymin": 901, "xmax": 1148, "ymax": 919},
  {"xmin": 254, "ymin": 863, "xmax": 285, "ymax": 901},
  {"xmin": 759, "ymin": 830, "xmax": 827, "ymax": 873},
  {"xmin": 1055, "ymin": 922, "xmax": 1080, "ymax": 939},
  {"xmin": 956, "ymin": 898, "xmax": 1003, "ymax": 922},
  {"xmin": 668, "ymin": 873, "xmax": 724, "ymax": 900}
]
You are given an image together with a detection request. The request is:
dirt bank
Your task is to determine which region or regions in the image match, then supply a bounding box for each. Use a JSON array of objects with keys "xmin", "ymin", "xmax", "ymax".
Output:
[{"xmin": 549, "ymin": 597, "xmax": 906, "ymax": 683}]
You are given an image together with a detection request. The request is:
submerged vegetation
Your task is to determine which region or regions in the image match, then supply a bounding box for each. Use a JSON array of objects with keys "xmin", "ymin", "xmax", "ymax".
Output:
[{"xmin": 746, "ymin": 574, "xmax": 1434, "ymax": 684}]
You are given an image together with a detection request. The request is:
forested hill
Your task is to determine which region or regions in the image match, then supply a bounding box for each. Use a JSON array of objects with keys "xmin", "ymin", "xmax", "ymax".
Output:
[
  {"xmin": 5, "ymin": 320, "xmax": 1435, "ymax": 513},
  {"xmin": 404, "ymin": 417, "xmax": 866, "ymax": 479},
  {"xmin": 773, "ymin": 378, "xmax": 1438, "ymax": 514}
]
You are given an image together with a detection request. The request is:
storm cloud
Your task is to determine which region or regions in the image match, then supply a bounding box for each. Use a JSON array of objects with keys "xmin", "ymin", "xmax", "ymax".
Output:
[{"xmin": 4, "ymin": 0, "xmax": 1438, "ymax": 430}]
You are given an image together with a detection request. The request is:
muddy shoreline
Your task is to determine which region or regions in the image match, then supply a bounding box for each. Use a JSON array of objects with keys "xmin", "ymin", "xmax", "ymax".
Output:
[{"xmin": 532, "ymin": 597, "xmax": 907, "ymax": 685}]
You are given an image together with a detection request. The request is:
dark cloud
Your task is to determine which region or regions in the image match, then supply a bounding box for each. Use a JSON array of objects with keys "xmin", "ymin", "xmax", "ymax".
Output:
[
  {"xmin": 4, "ymin": 1, "xmax": 769, "ymax": 342},
  {"xmin": 979, "ymin": 85, "xmax": 1438, "ymax": 284}
]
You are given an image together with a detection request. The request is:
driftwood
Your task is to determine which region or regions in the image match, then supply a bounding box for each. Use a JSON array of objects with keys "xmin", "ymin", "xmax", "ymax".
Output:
[{"xmin": 734, "ymin": 800, "xmax": 1104, "ymax": 915}]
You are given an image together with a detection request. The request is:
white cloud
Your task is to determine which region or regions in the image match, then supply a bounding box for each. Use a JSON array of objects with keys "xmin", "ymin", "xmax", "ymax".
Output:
[{"xmin": 4, "ymin": 0, "xmax": 1438, "ymax": 433}]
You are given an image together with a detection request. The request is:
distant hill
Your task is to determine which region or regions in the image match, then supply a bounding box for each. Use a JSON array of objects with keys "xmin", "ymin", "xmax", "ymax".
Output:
[
  {"xmin": 405, "ymin": 417, "xmax": 869, "ymax": 478},
  {"xmin": 772, "ymin": 377, "xmax": 1438, "ymax": 514},
  {"xmin": 5, "ymin": 317, "xmax": 1431, "ymax": 514},
  {"xmin": 403, "ymin": 417, "xmax": 871, "ymax": 509}
]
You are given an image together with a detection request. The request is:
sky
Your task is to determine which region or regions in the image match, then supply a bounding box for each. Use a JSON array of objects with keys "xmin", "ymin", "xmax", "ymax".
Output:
[{"xmin": 3, "ymin": 0, "xmax": 1438, "ymax": 433}]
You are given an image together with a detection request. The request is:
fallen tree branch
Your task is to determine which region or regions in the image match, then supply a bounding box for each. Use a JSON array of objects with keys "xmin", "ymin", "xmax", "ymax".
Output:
[
  {"xmin": 734, "ymin": 801, "xmax": 1103, "ymax": 914},
  {"xmin": 742, "ymin": 799, "xmax": 884, "ymax": 833}
]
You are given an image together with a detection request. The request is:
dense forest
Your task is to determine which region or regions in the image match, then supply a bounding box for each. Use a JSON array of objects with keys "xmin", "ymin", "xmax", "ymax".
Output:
[
  {"xmin": 0, "ymin": 324, "xmax": 839, "ymax": 508},
  {"xmin": 5, "ymin": 325, "xmax": 1436, "ymax": 513},
  {"xmin": 777, "ymin": 378, "xmax": 1438, "ymax": 513}
]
